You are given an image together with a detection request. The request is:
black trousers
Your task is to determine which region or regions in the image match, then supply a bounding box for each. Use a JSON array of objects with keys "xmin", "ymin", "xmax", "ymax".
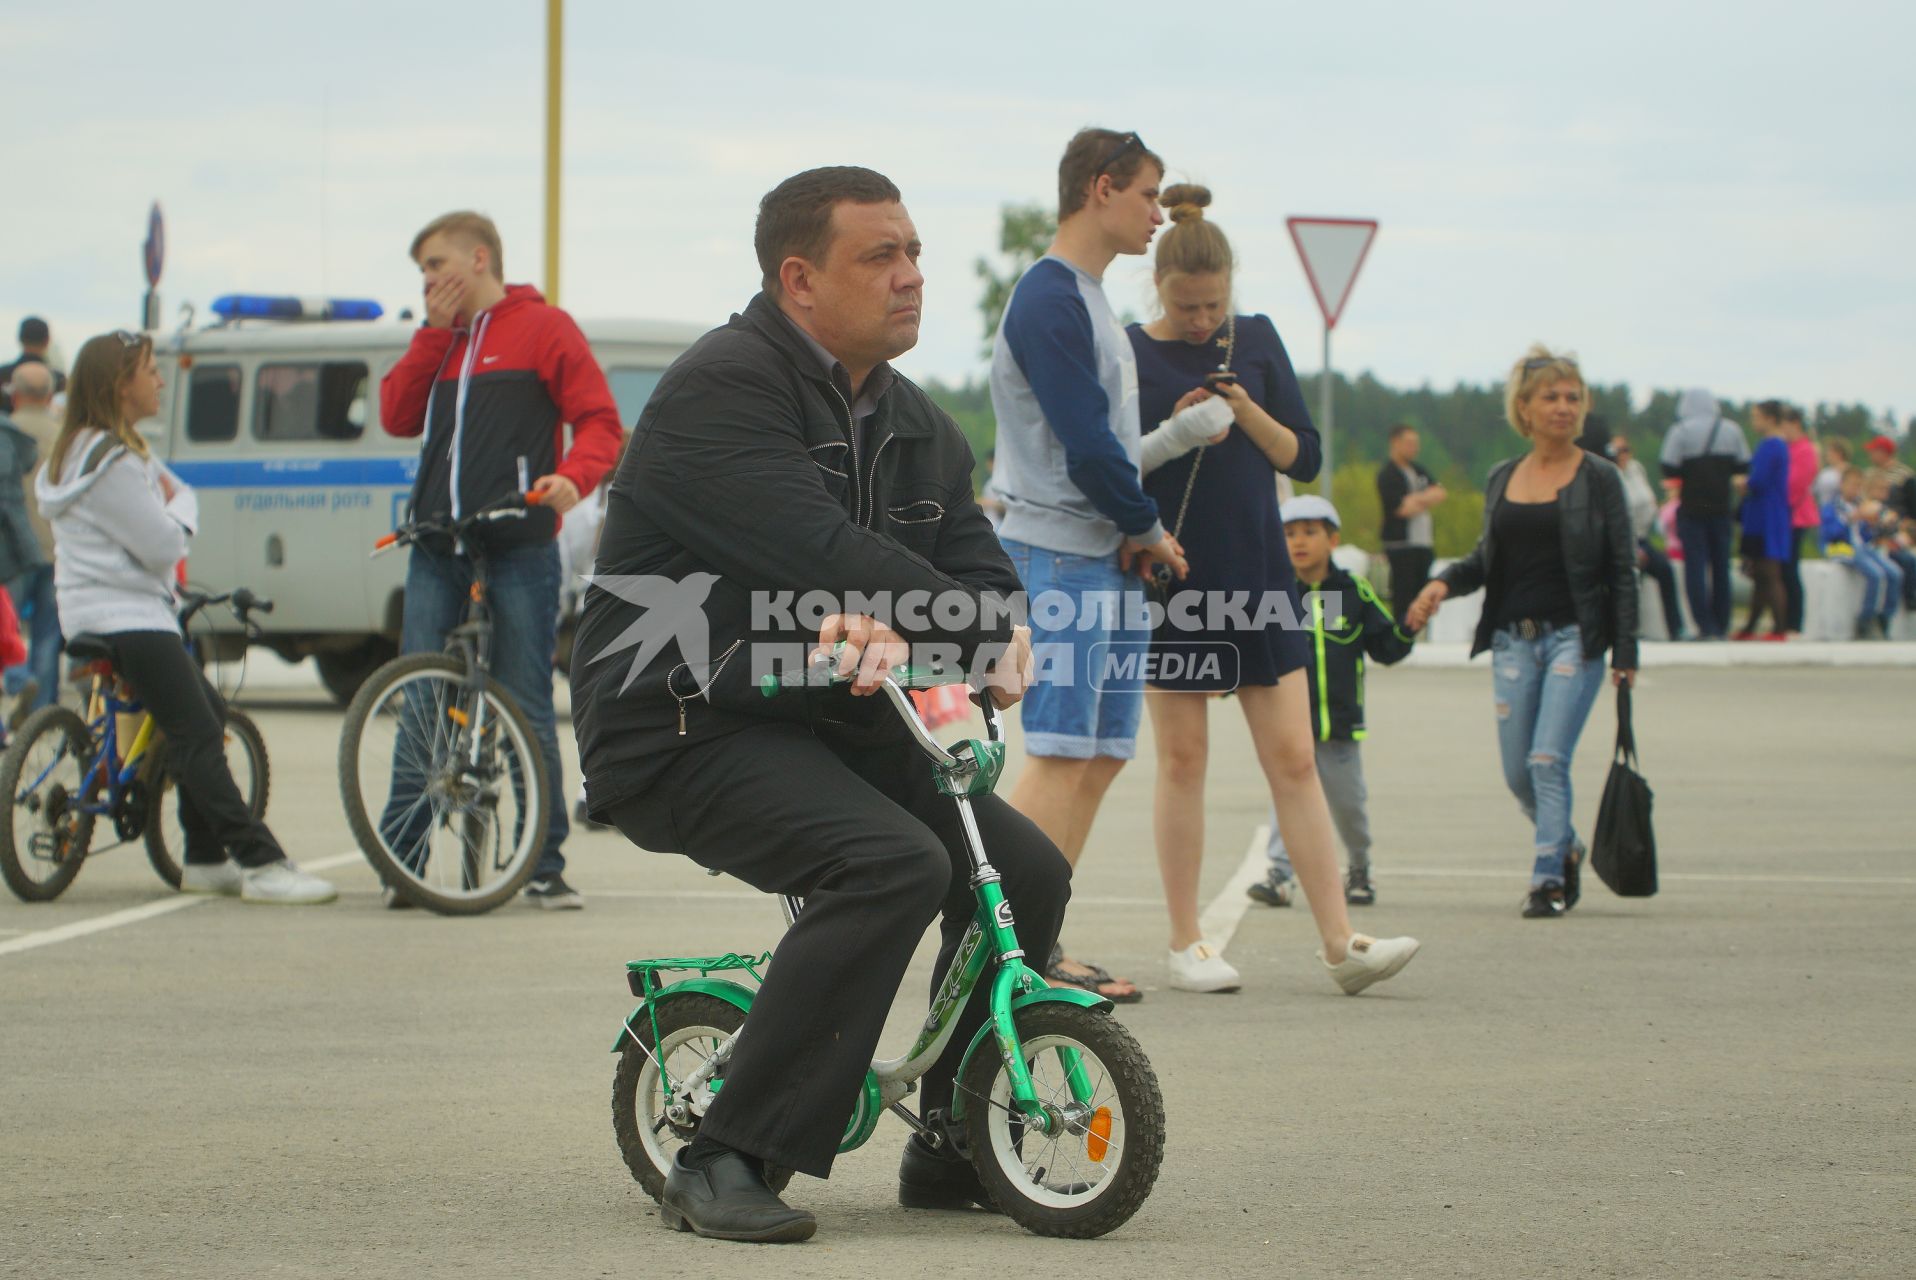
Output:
[
  {"xmin": 1782, "ymin": 527, "xmax": 1807, "ymax": 633},
  {"xmin": 607, "ymin": 720, "xmax": 1071, "ymax": 1179},
  {"xmin": 1638, "ymin": 539, "xmax": 1684, "ymax": 639},
  {"xmin": 105, "ymin": 631, "xmax": 282, "ymax": 868},
  {"xmin": 1385, "ymin": 546, "xmax": 1435, "ymax": 624}
]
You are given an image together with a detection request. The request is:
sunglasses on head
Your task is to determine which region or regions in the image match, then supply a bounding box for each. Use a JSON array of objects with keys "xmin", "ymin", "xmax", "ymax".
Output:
[
  {"xmin": 1094, "ymin": 131, "xmax": 1146, "ymax": 175},
  {"xmin": 113, "ymin": 329, "xmax": 143, "ymax": 348},
  {"xmin": 1522, "ymin": 355, "xmax": 1576, "ymax": 373}
]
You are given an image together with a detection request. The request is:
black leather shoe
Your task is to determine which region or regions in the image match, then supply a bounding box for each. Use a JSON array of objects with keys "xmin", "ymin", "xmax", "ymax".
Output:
[
  {"xmin": 898, "ymin": 1134, "xmax": 1000, "ymax": 1212},
  {"xmin": 660, "ymin": 1149, "xmax": 816, "ymax": 1243}
]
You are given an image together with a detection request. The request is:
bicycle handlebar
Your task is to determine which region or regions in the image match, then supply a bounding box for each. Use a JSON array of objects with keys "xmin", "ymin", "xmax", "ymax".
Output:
[
  {"xmin": 177, "ymin": 585, "xmax": 275, "ymax": 631},
  {"xmin": 759, "ymin": 647, "xmax": 1003, "ymax": 765},
  {"xmin": 373, "ymin": 491, "xmax": 544, "ymax": 556}
]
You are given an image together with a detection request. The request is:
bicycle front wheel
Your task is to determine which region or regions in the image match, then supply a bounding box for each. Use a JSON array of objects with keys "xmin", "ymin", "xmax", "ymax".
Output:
[
  {"xmin": 0, "ymin": 707, "xmax": 99, "ymax": 902},
  {"xmin": 144, "ymin": 708, "xmax": 271, "ymax": 889},
  {"xmin": 961, "ymin": 1002, "xmax": 1166, "ymax": 1238},
  {"xmin": 339, "ymin": 653, "xmax": 549, "ymax": 915}
]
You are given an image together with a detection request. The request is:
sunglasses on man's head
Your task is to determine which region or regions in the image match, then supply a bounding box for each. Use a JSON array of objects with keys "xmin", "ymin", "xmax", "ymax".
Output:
[{"xmin": 1094, "ymin": 132, "xmax": 1146, "ymax": 175}]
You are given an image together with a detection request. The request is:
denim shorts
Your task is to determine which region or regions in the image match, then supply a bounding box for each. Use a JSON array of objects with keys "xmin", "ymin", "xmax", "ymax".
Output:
[{"xmin": 1000, "ymin": 537, "xmax": 1148, "ymax": 759}]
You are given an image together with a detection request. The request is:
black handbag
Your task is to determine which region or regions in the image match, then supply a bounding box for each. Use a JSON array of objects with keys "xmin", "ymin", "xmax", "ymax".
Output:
[{"xmin": 1591, "ymin": 684, "xmax": 1657, "ymax": 897}]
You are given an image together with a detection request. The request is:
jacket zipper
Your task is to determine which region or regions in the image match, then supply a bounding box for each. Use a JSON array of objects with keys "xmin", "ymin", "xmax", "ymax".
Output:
[
  {"xmin": 826, "ymin": 382, "xmax": 861, "ymax": 521},
  {"xmin": 447, "ymin": 311, "xmax": 493, "ymax": 520}
]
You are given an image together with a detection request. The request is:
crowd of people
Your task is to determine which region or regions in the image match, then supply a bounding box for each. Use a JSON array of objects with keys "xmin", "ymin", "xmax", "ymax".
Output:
[{"xmin": 3, "ymin": 125, "xmax": 1912, "ymax": 1244}]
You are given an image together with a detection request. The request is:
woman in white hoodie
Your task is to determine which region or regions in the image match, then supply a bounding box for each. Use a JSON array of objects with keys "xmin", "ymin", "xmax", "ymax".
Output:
[{"xmin": 36, "ymin": 332, "xmax": 334, "ymax": 904}]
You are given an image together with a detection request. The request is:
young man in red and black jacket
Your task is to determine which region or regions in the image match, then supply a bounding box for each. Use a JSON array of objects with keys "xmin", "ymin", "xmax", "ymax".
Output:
[{"xmin": 379, "ymin": 210, "xmax": 623, "ymax": 910}]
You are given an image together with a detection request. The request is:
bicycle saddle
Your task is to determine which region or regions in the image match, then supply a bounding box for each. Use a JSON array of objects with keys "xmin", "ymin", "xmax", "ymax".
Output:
[{"xmin": 64, "ymin": 634, "xmax": 115, "ymax": 664}]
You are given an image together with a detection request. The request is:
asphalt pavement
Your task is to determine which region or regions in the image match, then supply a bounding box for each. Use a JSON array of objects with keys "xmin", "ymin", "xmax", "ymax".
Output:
[{"xmin": 3, "ymin": 659, "xmax": 1912, "ymax": 1278}]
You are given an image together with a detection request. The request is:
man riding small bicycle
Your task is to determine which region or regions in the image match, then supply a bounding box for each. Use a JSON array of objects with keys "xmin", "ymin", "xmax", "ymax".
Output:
[{"xmin": 571, "ymin": 167, "xmax": 1060, "ymax": 1243}]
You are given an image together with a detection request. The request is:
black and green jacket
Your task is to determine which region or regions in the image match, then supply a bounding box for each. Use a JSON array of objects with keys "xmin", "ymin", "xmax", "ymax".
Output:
[{"xmin": 1298, "ymin": 564, "xmax": 1415, "ymax": 742}]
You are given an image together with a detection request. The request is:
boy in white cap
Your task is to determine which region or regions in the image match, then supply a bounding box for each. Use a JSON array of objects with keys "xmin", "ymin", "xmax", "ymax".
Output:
[{"xmin": 1249, "ymin": 494, "xmax": 1415, "ymax": 907}]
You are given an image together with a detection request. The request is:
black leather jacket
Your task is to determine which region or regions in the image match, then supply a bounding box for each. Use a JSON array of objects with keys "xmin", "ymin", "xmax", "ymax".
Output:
[{"xmin": 1438, "ymin": 453, "xmax": 1638, "ymax": 670}]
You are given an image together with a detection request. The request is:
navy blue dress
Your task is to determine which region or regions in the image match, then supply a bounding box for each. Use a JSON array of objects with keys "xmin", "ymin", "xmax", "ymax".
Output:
[{"xmin": 1129, "ymin": 314, "xmax": 1321, "ymax": 690}]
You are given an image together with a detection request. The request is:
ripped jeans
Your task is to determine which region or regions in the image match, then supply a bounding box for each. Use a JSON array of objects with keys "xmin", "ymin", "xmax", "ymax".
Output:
[{"xmin": 1490, "ymin": 624, "xmax": 1606, "ymax": 887}]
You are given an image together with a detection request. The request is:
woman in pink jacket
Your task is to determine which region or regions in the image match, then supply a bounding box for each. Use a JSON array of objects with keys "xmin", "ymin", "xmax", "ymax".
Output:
[{"xmin": 1776, "ymin": 404, "xmax": 1820, "ymax": 636}]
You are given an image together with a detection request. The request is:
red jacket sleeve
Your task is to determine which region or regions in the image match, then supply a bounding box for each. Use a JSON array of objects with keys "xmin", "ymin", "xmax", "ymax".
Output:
[
  {"xmin": 539, "ymin": 311, "xmax": 624, "ymax": 497},
  {"xmin": 379, "ymin": 326, "xmax": 457, "ymax": 438}
]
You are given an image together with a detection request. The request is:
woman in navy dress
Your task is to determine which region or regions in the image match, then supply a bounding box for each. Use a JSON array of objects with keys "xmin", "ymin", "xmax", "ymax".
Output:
[{"xmin": 1127, "ymin": 185, "xmax": 1418, "ymax": 996}]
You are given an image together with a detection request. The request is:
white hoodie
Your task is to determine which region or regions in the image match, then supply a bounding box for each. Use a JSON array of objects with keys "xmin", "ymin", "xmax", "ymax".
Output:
[{"xmin": 35, "ymin": 428, "xmax": 198, "ymax": 636}]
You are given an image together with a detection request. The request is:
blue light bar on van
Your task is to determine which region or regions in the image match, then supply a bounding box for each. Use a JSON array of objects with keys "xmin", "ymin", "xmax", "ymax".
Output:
[{"xmin": 209, "ymin": 295, "xmax": 384, "ymax": 322}]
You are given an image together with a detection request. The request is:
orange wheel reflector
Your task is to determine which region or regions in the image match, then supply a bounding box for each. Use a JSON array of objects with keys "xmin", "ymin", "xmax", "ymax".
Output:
[
  {"xmin": 1086, "ymin": 1107, "xmax": 1112, "ymax": 1162},
  {"xmin": 448, "ymin": 707, "xmax": 469, "ymax": 726}
]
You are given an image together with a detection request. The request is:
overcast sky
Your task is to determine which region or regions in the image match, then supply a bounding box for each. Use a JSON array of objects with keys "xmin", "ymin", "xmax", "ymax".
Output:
[{"xmin": 5, "ymin": 0, "xmax": 1912, "ymax": 424}]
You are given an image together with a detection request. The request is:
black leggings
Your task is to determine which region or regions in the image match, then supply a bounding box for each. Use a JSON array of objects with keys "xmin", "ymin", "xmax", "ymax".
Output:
[
  {"xmin": 1741, "ymin": 559, "xmax": 1787, "ymax": 635},
  {"xmin": 105, "ymin": 631, "xmax": 283, "ymax": 868}
]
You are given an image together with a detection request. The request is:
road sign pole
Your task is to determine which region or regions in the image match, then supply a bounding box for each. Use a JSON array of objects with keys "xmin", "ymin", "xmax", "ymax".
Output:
[
  {"xmin": 1320, "ymin": 324, "xmax": 1333, "ymax": 496},
  {"xmin": 543, "ymin": 0, "xmax": 563, "ymax": 305},
  {"xmin": 1285, "ymin": 216, "xmax": 1377, "ymax": 503}
]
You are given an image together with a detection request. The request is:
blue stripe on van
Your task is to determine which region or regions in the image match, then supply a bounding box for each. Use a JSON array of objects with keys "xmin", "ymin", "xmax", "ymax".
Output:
[{"xmin": 168, "ymin": 458, "xmax": 418, "ymax": 487}]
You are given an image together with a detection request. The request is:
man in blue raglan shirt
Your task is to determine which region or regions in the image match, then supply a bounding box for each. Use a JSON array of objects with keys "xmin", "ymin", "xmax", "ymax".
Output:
[{"xmin": 989, "ymin": 128, "xmax": 1184, "ymax": 1003}]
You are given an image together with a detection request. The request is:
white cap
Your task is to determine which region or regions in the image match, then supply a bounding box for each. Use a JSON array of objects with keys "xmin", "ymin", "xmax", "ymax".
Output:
[{"xmin": 1280, "ymin": 494, "xmax": 1340, "ymax": 530}]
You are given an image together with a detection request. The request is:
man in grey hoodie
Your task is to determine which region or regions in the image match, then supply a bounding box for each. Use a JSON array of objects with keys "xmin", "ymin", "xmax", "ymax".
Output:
[{"xmin": 1659, "ymin": 388, "xmax": 1749, "ymax": 639}]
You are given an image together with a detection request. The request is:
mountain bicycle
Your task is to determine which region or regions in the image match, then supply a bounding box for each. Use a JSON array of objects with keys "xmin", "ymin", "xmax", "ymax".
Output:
[
  {"xmin": 337, "ymin": 492, "xmax": 550, "ymax": 915},
  {"xmin": 0, "ymin": 589, "xmax": 272, "ymax": 902},
  {"xmin": 610, "ymin": 657, "xmax": 1167, "ymax": 1239}
]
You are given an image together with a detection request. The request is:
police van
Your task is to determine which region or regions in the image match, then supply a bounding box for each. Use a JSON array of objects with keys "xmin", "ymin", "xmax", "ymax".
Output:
[{"xmin": 141, "ymin": 295, "xmax": 703, "ymax": 701}]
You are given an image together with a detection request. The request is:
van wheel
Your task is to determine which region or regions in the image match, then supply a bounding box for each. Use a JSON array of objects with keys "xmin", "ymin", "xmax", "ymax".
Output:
[{"xmin": 316, "ymin": 639, "xmax": 396, "ymax": 705}]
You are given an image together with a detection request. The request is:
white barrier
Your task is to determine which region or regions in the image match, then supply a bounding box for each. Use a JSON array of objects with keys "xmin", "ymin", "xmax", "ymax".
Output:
[{"xmin": 1410, "ymin": 557, "xmax": 1909, "ymax": 645}]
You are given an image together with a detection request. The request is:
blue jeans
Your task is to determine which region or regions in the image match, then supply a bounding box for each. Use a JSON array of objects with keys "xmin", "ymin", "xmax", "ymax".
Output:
[
  {"xmin": 4, "ymin": 565, "xmax": 59, "ymax": 711},
  {"xmin": 393, "ymin": 542, "xmax": 568, "ymax": 877},
  {"xmin": 1676, "ymin": 513, "xmax": 1733, "ymax": 638},
  {"xmin": 1490, "ymin": 625, "xmax": 1606, "ymax": 887},
  {"xmin": 999, "ymin": 538, "xmax": 1147, "ymax": 759},
  {"xmin": 1850, "ymin": 547, "xmax": 1902, "ymax": 625}
]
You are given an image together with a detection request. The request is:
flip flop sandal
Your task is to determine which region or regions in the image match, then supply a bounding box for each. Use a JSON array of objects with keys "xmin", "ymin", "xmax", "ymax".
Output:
[{"xmin": 1044, "ymin": 948, "xmax": 1143, "ymax": 1004}]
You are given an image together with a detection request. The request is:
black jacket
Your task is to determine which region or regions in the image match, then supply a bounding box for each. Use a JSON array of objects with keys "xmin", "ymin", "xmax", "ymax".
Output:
[
  {"xmin": 1298, "ymin": 565, "xmax": 1414, "ymax": 741},
  {"xmin": 570, "ymin": 293, "xmax": 1021, "ymax": 816},
  {"xmin": 1439, "ymin": 454, "xmax": 1639, "ymax": 669}
]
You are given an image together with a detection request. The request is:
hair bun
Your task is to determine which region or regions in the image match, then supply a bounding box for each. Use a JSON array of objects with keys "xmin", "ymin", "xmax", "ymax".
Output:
[{"xmin": 1160, "ymin": 183, "xmax": 1212, "ymax": 223}]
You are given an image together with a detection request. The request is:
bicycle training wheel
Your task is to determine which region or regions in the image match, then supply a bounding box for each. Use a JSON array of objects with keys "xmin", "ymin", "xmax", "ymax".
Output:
[
  {"xmin": 0, "ymin": 707, "xmax": 99, "ymax": 902},
  {"xmin": 144, "ymin": 708, "xmax": 271, "ymax": 889},
  {"xmin": 960, "ymin": 1002, "xmax": 1165, "ymax": 1238},
  {"xmin": 339, "ymin": 652, "xmax": 548, "ymax": 915},
  {"xmin": 611, "ymin": 994, "xmax": 793, "ymax": 1202}
]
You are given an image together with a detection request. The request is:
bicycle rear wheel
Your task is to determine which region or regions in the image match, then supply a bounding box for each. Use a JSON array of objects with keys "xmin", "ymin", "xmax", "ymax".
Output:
[
  {"xmin": 339, "ymin": 652, "xmax": 548, "ymax": 915},
  {"xmin": 144, "ymin": 708, "xmax": 271, "ymax": 889},
  {"xmin": 0, "ymin": 707, "xmax": 99, "ymax": 902}
]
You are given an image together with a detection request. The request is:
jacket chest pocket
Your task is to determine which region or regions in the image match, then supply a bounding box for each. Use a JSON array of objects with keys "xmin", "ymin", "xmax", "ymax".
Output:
[
  {"xmin": 808, "ymin": 440, "xmax": 852, "ymax": 509},
  {"xmin": 884, "ymin": 493, "xmax": 946, "ymax": 557}
]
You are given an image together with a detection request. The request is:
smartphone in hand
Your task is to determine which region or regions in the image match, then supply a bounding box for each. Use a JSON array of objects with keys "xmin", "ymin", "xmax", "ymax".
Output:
[{"xmin": 1204, "ymin": 371, "xmax": 1238, "ymax": 389}]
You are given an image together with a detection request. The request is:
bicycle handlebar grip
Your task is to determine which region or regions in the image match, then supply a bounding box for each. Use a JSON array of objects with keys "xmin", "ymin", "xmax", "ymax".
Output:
[
  {"xmin": 374, "ymin": 532, "xmax": 400, "ymax": 550},
  {"xmin": 524, "ymin": 488, "xmax": 546, "ymax": 506}
]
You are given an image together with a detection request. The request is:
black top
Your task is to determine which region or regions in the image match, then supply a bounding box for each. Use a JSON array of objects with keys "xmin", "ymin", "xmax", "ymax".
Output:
[
  {"xmin": 1129, "ymin": 314, "xmax": 1320, "ymax": 689},
  {"xmin": 1376, "ymin": 460, "xmax": 1433, "ymax": 546},
  {"xmin": 1491, "ymin": 497, "xmax": 1577, "ymax": 629}
]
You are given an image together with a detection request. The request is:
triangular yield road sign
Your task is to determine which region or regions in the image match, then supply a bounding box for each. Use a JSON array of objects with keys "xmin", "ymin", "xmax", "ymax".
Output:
[{"xmin": 1286, "ymin": 217, "xmax": 1377, "ymax": 330}]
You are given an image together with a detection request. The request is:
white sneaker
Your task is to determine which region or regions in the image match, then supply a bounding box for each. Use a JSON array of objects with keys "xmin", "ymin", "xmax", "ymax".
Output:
[
  {"xmin": 179, "ymin": 860, "xmax": 243, "ymax": 896},
  {"xmin": 239, "ymin": 859, "xmax": 338, "ymax": 905},
  {"xmin": 1320, "ymin": 933, "xmax": 1420, "ymax": 996},
  {"xmin": 1168, "ymin": 940, "xmax": 1241, "ymax": 993}
]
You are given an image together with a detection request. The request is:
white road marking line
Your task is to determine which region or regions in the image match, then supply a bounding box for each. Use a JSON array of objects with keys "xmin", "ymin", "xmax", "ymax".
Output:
[
  {"xmin": 0, "ymin": 852, "xmax": 366, "ymax": 959},
  {"xmin": 1202, "ymin": 827, "xmax": 1270, "ymax": 952}
]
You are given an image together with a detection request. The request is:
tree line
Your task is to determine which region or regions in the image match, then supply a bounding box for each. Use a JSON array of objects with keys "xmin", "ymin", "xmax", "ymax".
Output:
[{"xmin": 929, "ymin": 204, "xmax": 1906, "ymax": 558}]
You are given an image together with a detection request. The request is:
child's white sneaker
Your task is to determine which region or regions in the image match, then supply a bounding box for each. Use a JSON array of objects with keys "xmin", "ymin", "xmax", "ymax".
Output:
[
  {"xmin": 240, "ymin": 859, "xmax": 337, "ymax": 905},
  {"xmin": 179, "ymin": 860, "xmax": 243, "ymax": 896},
  {"xmin": 1320, "ymin": 933, "xmax": 1420, "ymax": 995},
  {"xmin": 1168, "ymin": 941, "xmax": 1241, "ymax": 993}
]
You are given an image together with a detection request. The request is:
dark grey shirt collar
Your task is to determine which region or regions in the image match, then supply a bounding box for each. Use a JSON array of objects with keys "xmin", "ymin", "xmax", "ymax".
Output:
[{"xmin": 778, "ymin": 310, "xmax": 892, "ymax": 422}]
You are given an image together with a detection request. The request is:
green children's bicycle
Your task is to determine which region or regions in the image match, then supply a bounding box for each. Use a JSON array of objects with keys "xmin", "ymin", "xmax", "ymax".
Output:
[{"xmin": 609, "ymin": 660, "xmax": 1166, "ymax": 1239}]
